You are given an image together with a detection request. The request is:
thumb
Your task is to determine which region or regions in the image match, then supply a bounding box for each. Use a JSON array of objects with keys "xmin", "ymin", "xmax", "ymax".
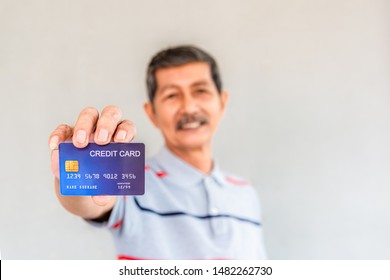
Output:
[{"xmin": 91, "ymin": 196, "xmax": 110, "ymax": 206}]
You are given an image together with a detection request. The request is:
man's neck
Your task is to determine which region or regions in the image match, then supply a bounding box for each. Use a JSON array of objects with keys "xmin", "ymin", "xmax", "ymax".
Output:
[{"xmin": 166, "ymin": 144, "xmax": 213, "ymax": 174}]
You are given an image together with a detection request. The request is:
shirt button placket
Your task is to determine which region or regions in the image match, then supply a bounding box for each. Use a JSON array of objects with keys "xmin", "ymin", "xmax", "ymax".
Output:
[{"xmin": 204, "ymin": 177, "xmax": 226, "ymax": 236}]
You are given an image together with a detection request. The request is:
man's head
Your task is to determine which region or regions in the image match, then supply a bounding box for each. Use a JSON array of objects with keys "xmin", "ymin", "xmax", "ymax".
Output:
[
  {"xmin": 146, "ymin": 45, "xmax": 223, "ymax": 103},
  {"xmin": 144, "ymin": 45, "xmax": 228, "ymax": 154}
]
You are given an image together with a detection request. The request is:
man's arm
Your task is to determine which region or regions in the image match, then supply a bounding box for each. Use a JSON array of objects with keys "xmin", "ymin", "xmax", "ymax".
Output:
[{"xmin": 48, "ymin": 105, "xmax": 136, "ymax": 219}]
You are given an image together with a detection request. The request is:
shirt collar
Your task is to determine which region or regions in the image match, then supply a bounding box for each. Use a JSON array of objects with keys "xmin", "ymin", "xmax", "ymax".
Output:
[{"xmin": 154, "ymin": 146, "xmax": 225, "ymax": 187}]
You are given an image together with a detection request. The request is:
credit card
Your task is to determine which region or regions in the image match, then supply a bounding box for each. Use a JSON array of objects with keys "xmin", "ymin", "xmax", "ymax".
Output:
[{"xmin": 59, "ymin": 142, "xmax": 145, "ymax": 196}]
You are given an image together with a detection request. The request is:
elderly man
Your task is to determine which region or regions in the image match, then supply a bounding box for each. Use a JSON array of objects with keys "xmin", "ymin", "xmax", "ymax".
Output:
[{"xmin": 49, "ymin": 45, "xmax": 267, "ymax": 259}]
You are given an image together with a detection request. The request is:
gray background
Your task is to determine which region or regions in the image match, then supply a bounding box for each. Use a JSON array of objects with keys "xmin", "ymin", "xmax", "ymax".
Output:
[{"xmin": 1, "ymin": 0, "xmax": 389, "ymax": 259}]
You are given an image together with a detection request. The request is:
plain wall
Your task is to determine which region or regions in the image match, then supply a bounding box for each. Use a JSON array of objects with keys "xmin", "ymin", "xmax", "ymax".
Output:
[{"xmin": 0, "ymin": 0, "xmax": 389, "ymax": 259}]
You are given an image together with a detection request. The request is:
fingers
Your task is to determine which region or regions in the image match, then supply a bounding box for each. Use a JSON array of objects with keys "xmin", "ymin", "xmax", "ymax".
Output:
[
  {"xmin": 51, "ymin": 105, "xmax": 135, "ymax": 149},
  {"xmin": 113, "ymin": 120, "xmax": 137, "ymax": 143},
  {"xmin": 48, "ymin": 124, "xmax": 74, "ymax": 150},
  {"xmin": 73, "ymin": 107, "xmax": 99, "ymax": 148},
  {"xmin": 94, "ymin": 105, "xmax": 124, "ymax": 145}
]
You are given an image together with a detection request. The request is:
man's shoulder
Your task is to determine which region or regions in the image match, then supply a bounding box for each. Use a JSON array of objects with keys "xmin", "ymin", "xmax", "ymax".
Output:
[
  {"xmin": 222, "ymin": 172, "xmax": 253, "ymax": 187},
  {"xmin": 214, "ymin": 163, "xmax": 254, "ymax": 187},
  {"xmin": 144, "ymin": 156, "xmax": 166, "ymax": 177},
  {"xmin": 218, "ymin": 169, "xmax": 260, "ymax": 200}
]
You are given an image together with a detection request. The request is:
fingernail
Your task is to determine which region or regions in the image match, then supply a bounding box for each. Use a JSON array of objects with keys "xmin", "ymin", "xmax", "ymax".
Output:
[
  {"xmin": 49, "ymin": 135, "xmax": 59, "ymax": 150},
  {"xmin": 116, "ymin": 130, "xmax": 127, "ymax": 140},
  {"xmin": 98, "ymin": 129, "xmax": 109, "ymax": 142},
  {"xmin": 76, "ymin": 130, "xmax": 87, "ymax": 144}
]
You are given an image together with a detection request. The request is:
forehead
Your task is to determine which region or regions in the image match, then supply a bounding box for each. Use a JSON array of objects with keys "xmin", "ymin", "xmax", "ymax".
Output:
[{"xmin": 155, "ymin": 62, "xmax": 213, "ymax": 90}]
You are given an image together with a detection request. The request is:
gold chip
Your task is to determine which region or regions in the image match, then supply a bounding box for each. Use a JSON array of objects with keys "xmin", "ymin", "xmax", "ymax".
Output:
[{"xmin": 65, "ymin": 160, "xmax": 79, "ymax": 172}]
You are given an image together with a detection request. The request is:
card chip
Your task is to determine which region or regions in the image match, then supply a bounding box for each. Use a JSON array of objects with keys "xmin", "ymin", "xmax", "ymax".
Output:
[{"xmin": 65, "ymin": 160, "xmax": 79, "ymax": 172}]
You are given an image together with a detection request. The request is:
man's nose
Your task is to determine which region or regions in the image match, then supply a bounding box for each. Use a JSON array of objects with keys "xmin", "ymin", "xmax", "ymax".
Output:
[{"xmin": 180, "ymin": 94, "xmax": 199, "ymax": 114}]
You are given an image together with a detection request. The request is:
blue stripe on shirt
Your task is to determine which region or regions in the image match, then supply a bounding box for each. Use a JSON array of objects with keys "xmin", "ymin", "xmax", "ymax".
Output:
[{"xmin": 134, "ymin": 197, "xmax": 261, "ymax": 227}]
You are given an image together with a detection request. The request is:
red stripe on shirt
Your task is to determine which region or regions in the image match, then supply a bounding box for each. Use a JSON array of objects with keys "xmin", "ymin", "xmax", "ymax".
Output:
[
  {"xmin": 156, "ymin": 171, "xmax": 167, "ymax": 178},
  {"xmin": 112, "ymin": 219, "xmax": 123, "ymax": 230},
  {"xmin": 118, "ymin": 255, "xmax": 231, "ymax": 260},
  {"xmin": 117, "ymin": 255, "xmax": 148, "ymax": 260},
  {"xmin": 145, "ymin": 165, "xmax": 151, "ymax": 171},
  {"xmin": 225, "ymin": 176, "xmax": 250, "ymax": 186}
]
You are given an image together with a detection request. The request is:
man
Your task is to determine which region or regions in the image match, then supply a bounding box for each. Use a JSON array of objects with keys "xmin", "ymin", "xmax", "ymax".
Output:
[{"xmin": 49, "ymin": 45, "xmax": 267, "ymax": 259}]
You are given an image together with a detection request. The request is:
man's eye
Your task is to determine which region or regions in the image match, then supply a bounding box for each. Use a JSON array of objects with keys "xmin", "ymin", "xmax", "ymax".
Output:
[
  {"xmin": 195, "ymin": 89, "xmax": 207, "ymax": 94},
  {"xmin": 166, "ymin": 93, "xmax": 177, "ymax": 99}
]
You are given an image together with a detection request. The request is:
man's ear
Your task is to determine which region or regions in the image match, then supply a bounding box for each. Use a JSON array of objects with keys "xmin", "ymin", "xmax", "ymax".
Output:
[
  {"xmin": 220, "ymin": 90, "xmax": 229, "ymax": 114},
  {"xmin": 144, "ymin": 102, "xmax": 159, "ymax": 128}
]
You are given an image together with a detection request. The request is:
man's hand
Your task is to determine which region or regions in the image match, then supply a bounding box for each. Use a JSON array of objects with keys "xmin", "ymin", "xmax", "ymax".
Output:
[
  {"xmin": 48, "ymin": 105, "xmax": 136, "ymax": 218},
  {"xmin": 49, "ymin": 106, "xmax": 136, "ymax": 178}
]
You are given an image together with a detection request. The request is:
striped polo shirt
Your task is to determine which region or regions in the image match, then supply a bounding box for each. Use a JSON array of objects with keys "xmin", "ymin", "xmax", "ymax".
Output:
[{"xmin": 100, "ymin": 147, "xmax": 267, "ymax": 259}]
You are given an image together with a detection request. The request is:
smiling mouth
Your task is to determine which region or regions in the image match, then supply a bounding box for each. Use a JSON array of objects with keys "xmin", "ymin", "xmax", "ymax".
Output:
[{"xmin": 176, "ymin": 115, "xmax": 208, "ymax": 130}]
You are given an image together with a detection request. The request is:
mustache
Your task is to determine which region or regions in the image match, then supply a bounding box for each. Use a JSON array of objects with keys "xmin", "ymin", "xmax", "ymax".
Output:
[{"xmin": 176, "ymin": 114, "xmax": 208, "ymax": 130}]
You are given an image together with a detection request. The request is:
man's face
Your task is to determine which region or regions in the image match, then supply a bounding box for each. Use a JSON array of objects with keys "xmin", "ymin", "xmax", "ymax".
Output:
[{"xmin": 145, "ymin": 62, "xmax": 228, "ymax": 152}]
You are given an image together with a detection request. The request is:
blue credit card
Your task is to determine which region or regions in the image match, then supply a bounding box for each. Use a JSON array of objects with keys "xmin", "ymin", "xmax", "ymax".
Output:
[{"xmin": 59, "ymin": 142, "xmax": 145, "ymax": 196}]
